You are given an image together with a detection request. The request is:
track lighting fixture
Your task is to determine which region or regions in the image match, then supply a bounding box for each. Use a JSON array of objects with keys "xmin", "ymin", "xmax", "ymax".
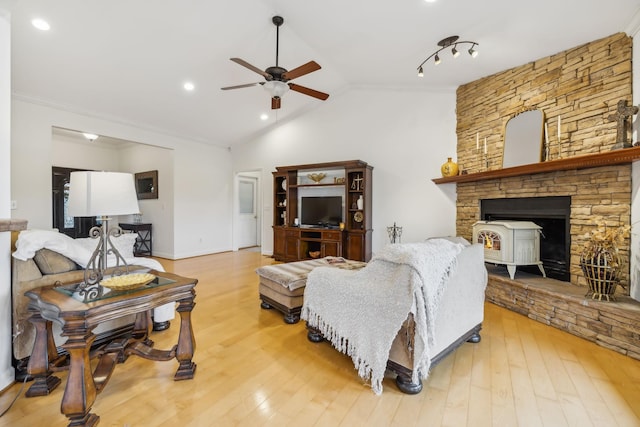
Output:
[{"xmin": 416, "ymin": 35, "xmax": 479, "ymax": 76}]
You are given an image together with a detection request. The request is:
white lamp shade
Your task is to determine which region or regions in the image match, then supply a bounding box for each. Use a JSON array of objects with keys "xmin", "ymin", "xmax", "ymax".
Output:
[{"xmin": 68, "ymin": 171, "xmax": 140, "ymax": 217}]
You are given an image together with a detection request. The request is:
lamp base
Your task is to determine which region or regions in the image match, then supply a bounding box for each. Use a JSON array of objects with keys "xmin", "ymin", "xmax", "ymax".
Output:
[{"xmin": 76, "ymin": 218, "xmax": 130, "ymax": 302}]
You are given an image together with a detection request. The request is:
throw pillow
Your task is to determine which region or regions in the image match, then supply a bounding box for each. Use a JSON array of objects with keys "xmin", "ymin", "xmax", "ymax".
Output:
[
  {"xmin": 74, "ymin": 237, "xmax": 98, "ymax": 253},
  {"xmin": 33, "ymin": 248, "xmax": 78, "ymax": 275},
  {"xmin": 75, "ymin": 233, "xmax": 138, "ymax": 260},
  {"xmin": 426, "ymin": 236, "xmax": 470, "ymax": 246},
  {"xmin": 111, "ymin": 233, "xmax": 138, "ymax": 259}
]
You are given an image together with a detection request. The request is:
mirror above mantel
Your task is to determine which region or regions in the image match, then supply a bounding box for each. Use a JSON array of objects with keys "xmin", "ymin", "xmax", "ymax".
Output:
[{"xmin": 502, "ymin": 109, "xmax": 545, "ymax": 168}]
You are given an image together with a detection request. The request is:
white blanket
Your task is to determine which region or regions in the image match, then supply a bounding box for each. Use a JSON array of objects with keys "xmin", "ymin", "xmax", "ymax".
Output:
[
  {"xmin": 301, "ymin": 238, "xmax": 464, "ymax": 394},
  {"xmin": 13, "ymin": 229, "xmax": 161, "ymax": 270},
  {"xmin": 13, "ymin": 229, "xmax": 174, "ymax": 321}
]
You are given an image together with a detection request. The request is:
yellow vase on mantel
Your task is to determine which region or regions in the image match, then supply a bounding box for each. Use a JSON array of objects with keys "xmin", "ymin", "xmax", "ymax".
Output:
[{"xmin": 440, "ymin": 157, "xmax": 459, "ymax": 177}]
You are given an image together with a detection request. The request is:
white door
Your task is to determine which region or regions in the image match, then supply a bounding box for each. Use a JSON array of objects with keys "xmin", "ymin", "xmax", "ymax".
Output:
[{"xmin": 237, "ymin": 176, "xmax": 258, "ymax": 248}]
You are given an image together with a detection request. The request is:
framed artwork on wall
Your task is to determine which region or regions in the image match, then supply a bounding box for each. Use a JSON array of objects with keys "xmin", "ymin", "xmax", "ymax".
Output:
[{"xmin": 135, "ymin": 170, "xmax": 158, "ymax": 199}]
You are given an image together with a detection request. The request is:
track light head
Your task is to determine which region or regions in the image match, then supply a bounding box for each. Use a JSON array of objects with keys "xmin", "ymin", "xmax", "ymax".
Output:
[
  {"xmin": 452, "ymin": 46, "xmax": 460, "ymax": 58},
  {"xmin": 434, "ymin": 54, "xmax": 441, "ymax": 65},
  {"xmin": 468, "ymin": 44, "xmax": 478, "ymax": 58},
  {"xmin": 418, "ymin": 66, "xmax": 424, "ymax": 77}
]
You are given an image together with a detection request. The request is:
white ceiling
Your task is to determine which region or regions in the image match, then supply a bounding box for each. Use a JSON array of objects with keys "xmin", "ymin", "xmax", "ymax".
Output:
[{"xmin": 7, "ymin": 0, "xmax": 640, "ymax": 148}]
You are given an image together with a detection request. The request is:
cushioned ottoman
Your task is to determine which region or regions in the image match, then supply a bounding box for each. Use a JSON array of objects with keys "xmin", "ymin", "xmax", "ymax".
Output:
[{"xmin": 256, "ymin": 257, "xmax": 366, "ymax": 323}]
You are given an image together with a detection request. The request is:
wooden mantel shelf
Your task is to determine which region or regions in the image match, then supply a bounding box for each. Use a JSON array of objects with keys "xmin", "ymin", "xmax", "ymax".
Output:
[
  {"xmin": 0, "ymin": 218, "xmax": 28, "ymax": 232},
  {"xmin": 432, "ymin": 146, "xmax": 640, "ymax": 184}
]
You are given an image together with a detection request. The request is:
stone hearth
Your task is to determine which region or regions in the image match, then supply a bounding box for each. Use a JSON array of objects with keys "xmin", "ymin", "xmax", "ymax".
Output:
[{"xmin": 486, "ymin": 266, "xmax": 640, "ymax": 360}]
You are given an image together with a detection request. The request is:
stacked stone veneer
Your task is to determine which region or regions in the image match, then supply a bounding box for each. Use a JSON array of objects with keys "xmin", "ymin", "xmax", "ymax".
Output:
[{"xmin": 454, "ymin": 32, "xmax": 633, "ymax": 289}]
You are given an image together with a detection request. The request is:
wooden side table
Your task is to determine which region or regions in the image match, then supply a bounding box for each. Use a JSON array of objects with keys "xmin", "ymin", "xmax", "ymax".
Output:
[
  {"xmin": 119, "ymin": 223, "xmax": 152, "ymax": 256},
  {"xmin": 25, "ymin": 270, "xmax": 197, "ymax": 427}
]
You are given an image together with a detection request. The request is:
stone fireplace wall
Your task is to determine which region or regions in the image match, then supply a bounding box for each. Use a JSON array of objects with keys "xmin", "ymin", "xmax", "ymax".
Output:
[{"xmin": 453, "ymin": 32, "xmax": 633, "ymax": 289}]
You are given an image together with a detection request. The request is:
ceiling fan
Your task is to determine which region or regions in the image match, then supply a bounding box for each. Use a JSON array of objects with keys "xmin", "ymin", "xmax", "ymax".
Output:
[{"xmin": 221, "ymin": 16, "xmax": 329, "ymax": 110}]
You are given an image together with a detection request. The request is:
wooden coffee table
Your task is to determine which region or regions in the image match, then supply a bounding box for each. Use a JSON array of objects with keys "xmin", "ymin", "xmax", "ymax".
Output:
[{"xmin": 24, "ymin": 270, "xmax": 197, "ymax": 427}]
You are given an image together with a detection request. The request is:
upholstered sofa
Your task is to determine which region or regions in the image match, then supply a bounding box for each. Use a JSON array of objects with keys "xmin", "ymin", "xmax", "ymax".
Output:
[
  {"xmin": 303, "ymin": 238, "xmax": 488, "ymax": 394},
  {"xmin": 11, "ymin": 229, "xmax": 172, "ymax": 377}
]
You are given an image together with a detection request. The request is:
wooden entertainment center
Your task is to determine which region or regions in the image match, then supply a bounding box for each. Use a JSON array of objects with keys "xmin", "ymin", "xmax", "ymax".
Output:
[{"xmin": 272, "ymin": 160, "xmax": 372, "ymax": 262}]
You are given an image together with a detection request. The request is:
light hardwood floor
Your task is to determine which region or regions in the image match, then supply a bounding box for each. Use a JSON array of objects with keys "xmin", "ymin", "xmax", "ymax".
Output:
[{"xmin": 1, "ymin": 250, "xmax": 639, "ymax": 426}]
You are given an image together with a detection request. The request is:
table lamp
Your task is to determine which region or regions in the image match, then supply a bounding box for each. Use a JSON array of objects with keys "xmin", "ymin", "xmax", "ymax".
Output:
[{"xmin": 68, "ymin": 171, "xmax": 140, "ymax": 294}]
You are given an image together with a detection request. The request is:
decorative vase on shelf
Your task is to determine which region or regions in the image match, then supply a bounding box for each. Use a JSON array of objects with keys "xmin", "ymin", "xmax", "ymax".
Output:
[
  {"xmin": 440, "ymin": 157, "xmax": 459, "ymax": 177},
  {"xmin": 356, "ymin": 195, "xmax": 364, "ymax": 210}
]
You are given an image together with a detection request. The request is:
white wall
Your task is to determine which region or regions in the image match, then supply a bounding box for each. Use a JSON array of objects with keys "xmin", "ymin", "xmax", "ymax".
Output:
[
  {"xmin": 11, "ymin": 99, "xmax": 233, "ymax": 259},
  {"xmin": 173, "ymin": 145, "xmax": 233, "ymax": 257},
  {"xmin": 120, "ymin": 144, "xmax": 175, "ymax": 258},
  {"xmin": 52, "ymin": 133, "xmax": 121, "ymax": 171},
  {"xmin": 231, "ymin": 87, "xmax": 459, "ymax": 256},
  {"xmin": 0, "ymin": 6, "xmax": 14, "ymax": 390}
]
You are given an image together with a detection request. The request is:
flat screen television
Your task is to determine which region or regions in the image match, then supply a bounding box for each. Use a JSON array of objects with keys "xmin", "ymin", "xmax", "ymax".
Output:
[{"xmin": 300, "ymin": 196, "xmax": 343, "ymax": 228}]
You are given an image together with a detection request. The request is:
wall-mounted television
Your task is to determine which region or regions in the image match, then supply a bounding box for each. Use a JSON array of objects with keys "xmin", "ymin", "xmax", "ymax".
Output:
[{"xmin": 300, "ymin": 196, "xmax": 343, "ymax": 228}]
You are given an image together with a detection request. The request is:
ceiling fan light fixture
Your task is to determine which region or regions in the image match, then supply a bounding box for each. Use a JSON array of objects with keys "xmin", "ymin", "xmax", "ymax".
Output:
[
  {"xmin": 221, "ymin": 16, "xmax": 328, "ymax": 109},
  {"xmin": 416, "ymin": 36, "xmax": 479, "ymax": 75},
  {"xmin": 263, "ymin": 80, "xmax": 290, "ymax": 98}
]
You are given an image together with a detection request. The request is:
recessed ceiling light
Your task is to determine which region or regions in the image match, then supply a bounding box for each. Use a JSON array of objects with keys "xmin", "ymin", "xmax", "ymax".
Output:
[
  {"xmin": 424, "ymin": 0, "xmax": 437, "ymax": 3},
  {"xmin": 183, "ymin": 82, "xmax": 195, "ymax": 91},
  {"xmin": 82, "ymin": 133, "xmax": 99, "ymax": 141},
  {"xmin": 260, "ymin": 114, "xmax": 269, "ymax": 121},
  {"xmin": 31, "ymin": 18, "xmax": 50, "ymax": 31}
]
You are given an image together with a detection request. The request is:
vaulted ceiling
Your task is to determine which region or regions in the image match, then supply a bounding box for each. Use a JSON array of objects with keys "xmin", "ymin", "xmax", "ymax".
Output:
[{"xmin": 7, "ymin": 0, "xmax": 640, "ymax": 147}]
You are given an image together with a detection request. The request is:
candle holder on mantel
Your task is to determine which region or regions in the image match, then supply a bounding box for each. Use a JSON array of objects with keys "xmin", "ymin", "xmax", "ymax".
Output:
[{"xmin": 475, "ymin": 148, "xmax": 489, "ymax": 172}]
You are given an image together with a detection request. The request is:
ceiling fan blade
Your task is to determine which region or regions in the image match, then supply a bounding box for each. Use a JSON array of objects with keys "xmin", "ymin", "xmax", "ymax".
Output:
[
  {"xmin": 288, "ymin": 83, "xmax": 329, "ymax": 101},
  {"xmin": 221, "ymin": 82, "xmax": 261, "ymax": 90},
  {"xmin": 282, "ymin": 61, "xmax": 321, "ymax": 80},
  {"xmin": 230, "ymin": 58, "xmax": 272, "ymax": 80},
  {"xmin": 272, "ymin": 97, "xmax": 281, "ymax": 110}
]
